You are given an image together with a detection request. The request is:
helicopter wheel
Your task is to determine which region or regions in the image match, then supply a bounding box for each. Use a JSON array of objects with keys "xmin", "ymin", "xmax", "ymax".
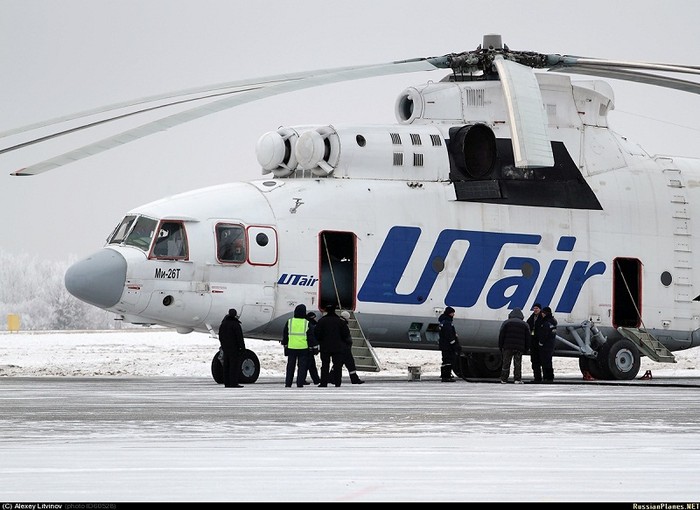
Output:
[
  {"xmin": 598, "ymin": 338, "xmax": 641, "ymax": 380},
  {"xmin": 578, "ymin": 356, "xmax": 610, "ymax": 380},
  {"xmin": 211, "ymin": 349, "xmax": 261, "ymax": 384},
  {"xmin": 239, "ymin": 349, "xmax": 261, "ymax": 384},
  {"xmin": 211, "ymin": 350, "xmax": 224, "ymax": 384},
  {"xmin": 467, "ymin": 352, "xmax": 503, "ymax": 379},
  {"xmin": 453, "ymin": 353, "xmax": 474, "ymax": 379}
]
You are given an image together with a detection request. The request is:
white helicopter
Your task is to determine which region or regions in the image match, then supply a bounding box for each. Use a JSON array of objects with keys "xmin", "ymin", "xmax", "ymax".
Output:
[{"xmin": 4, "ymin": 34, "xmax": 700, "ymax": 383}]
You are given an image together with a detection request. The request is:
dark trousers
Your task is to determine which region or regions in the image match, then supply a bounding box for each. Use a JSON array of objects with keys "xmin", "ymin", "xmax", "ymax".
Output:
[
  {"xmin": 540, "ymin": 346, "xmax": 555, "ymax": 381},
  {"xmin": 222, "ymin": 350, "xmax": 241, "ymax": 387},
  {"xmin": 440, "ymin": 348, "xmax": 457, "ymax": 380},
  {"xmin": 337, "ymin": 348, "xmax": 362, "ymax": 383},
  {"xmin": 306, "ymin": 351, "xmax": 320, "ymax": 383},
  {"xmin": 285, "ymin": 349, "xmax": 309, "ymax": 387},
  {"xmin": 530, "ymin": 341, "xmax": 542, "ymax": 381},
  {"xmin": 320, "ymin": 351, "xmax": 343, "ymax": 386},
  {"xmin": 500, "ymin": 349, "xmax": 523, "ymax": 382}
]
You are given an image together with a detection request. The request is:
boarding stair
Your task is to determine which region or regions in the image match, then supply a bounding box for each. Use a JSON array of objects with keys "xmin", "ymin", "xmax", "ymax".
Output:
[
  {"xmin": 340, "ymin": 310, "xmax": 381, "ymax": 372},
  {"xmin": 617, "ymin": 327, "xmax": 676, "ymax": 363}
]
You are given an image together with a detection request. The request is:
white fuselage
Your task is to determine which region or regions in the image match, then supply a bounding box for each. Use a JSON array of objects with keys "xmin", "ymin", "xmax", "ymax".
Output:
[{"xmin": 74, "ymin": 72, "xmax": 700, "ymax": 354}]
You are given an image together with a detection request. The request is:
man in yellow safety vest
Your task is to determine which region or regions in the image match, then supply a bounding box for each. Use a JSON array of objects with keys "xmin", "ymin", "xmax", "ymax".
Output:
[{"xmin": 281, "ymin": 303, "xmax": 313, "ymax": 387}]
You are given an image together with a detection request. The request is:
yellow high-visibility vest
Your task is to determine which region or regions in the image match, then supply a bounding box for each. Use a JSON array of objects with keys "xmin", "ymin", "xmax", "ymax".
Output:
[{"xmin": 287, "ymin": 317, "xmax": 309, "ymax": 349}]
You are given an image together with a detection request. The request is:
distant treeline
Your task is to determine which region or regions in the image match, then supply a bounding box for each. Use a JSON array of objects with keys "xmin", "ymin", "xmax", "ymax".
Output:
[{"xmin": 0, "ymin": 250, "xmax": 114, "ymax": 331}]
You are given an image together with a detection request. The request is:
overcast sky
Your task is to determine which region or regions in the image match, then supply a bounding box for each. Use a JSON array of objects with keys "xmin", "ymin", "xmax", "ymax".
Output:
[{"xmin": 1, "ymin": 0, "xmax": 699, "ymax": 261}]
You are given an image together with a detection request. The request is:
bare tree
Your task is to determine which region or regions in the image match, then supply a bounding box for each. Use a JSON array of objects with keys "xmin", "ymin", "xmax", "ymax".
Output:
[{"xmin": 0, "ymin": 250, "xmax": 114, "ymax": 331}]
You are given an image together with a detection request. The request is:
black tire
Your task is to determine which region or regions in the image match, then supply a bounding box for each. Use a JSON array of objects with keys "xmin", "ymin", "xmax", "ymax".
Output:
[
  {"xmin": 578, "ymin": 356, "xmax": 610, "ymax": 380},
  {"xmin": 453, "ymin": 353, "xmax": 473, "ymax": 379},
  {"xmin": 211, "ymin": 350, "xmax": 224, "ymax": 384},
  {"xmin": 467, "ymin": 351, "xmax": 502, "ymax": 378},
  {"xmin": 211, "ymin": 349, "xmax": 261, "ymax": 384},
  {"xmin": 239, "ymin": 349, "xmax": 261, "ymax": 384},
  {"xmin": 599, "ymin": 338, "xmax": 641, "ymax": 380}
]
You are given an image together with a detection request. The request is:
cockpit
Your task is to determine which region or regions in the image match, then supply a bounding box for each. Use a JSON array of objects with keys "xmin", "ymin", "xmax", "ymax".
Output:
[
  {"xmin": 106, "ymin": 215, "xmax": 249, "ymax": 264},
  {"xmin": 107, "ymin": 215, "xmax": 188, "ymax": 260}
]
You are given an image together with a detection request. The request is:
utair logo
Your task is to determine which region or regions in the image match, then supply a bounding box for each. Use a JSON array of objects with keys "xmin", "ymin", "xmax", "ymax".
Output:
[
  {"xmin": 277, "ymin": 273, "xmax": 318, "ymax": 286},
  {"xmin": 357, "ymin": 226, "xmax": 606, "ymax": 313}
]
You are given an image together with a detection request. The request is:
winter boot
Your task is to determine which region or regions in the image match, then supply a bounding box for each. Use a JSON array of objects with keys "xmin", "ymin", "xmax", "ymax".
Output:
[
  {"xmin": 441, "ymin": 365, "xmax": 455, "ymax": 382},
  {"xmin": 350, "ymin": 372, "xmax": 365, "ymax": 384}
]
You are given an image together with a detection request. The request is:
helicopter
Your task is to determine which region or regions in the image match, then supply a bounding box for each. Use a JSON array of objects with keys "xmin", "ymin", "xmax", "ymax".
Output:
[{"xmin": 4, "ymin": 34, "xmax": 700, "ymax": 383}]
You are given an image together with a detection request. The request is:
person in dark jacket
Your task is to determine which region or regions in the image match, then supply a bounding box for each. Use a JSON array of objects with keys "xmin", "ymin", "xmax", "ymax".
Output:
[
  {"xmin": 338, "ymin": 310, "xmax": 365, "ymax": 384},
  {"xmin": 304, "ymin": 311, "xmax": 321, "ymax": 385},
  {"xmin": 526, "ymin": 303, "xmax": 543, "ymax": 382},
  {"xmin": 535, "ymin": 306, "xmax": 558, "ymax": 382},
  {"xmin": 218, "ymin": 308, "xmax": 246, "ymax": 388},
  {"xmin": 438, "ymin": 306, "xmax": 461, "ymax": 382},
  {"xmin": 281, "ymin": 304, "xmax": 312, "ymax": 387},
  {"xmin": 498, "ymin": 307, "xmax": 530, "ymax": 384},
  {"xmin": 314, "ymin": 304, "xmax": 350, "ymax": 387}
]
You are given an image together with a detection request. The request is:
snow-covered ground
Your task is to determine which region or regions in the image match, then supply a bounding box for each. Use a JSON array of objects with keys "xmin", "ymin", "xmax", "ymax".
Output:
[
  {"xmin": 0, "ymin": 328, "xmax": 698, "ymax": 379},
  {"xmin": 2, "ymin": 328, "xmax": 700, "ymax": 502}
]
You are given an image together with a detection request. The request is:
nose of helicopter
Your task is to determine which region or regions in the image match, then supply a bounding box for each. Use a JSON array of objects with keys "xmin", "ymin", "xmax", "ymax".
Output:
[{"xmin": 64, "ymin": 249, "xmax": 127, "ymax": 308}]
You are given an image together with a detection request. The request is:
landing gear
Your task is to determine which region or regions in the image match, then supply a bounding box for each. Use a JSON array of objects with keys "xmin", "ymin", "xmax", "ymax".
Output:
[
  {"xmin": 599, "ymin": 338, "xmax": 640, "ymax": 380},
  {"xmin": 578, "ymin": 355, "xmax": 609, "ymax": 380},
  {"xmin": 211, "ymin": 349, "xmax": 261, "ymax": 384},
  {"xmin": 239, "ymin": 349, "xmax": 261, "ymax": 383},
  {"xmin": 466, "ymin": 352, "xmax": 502, "ymax": 379},
  {"xmin": 211, "ymin": 351, "xmax": 224, "ymax": 384},
  {"xmin": 453, "ymin": 353, "xmax": 473, "ymax": 379},
  {"xmin": 578, "ymin": 338, "xmax": 641, "ymax": 380}
]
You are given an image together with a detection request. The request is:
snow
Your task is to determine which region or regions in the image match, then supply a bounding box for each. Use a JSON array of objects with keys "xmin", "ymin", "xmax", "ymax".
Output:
[
  {"xmin": 0, "ymin": 328, "xmax": 698, "ymax": 378},
  {"xmin": 1, "ymin": 329, "xmax": 700, "ymax": 502}
]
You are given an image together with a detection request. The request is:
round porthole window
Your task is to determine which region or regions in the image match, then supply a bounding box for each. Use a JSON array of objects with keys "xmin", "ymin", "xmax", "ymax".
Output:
[
  {"xmin": 256, "ymin": 232, "xmax": 269, "ymax": 247},
  {"xmin": 660, "ymin": 271, "xmax": 672, "ymax": 287}
]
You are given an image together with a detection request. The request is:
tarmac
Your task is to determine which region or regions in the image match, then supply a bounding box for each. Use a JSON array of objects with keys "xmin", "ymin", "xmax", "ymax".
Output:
[{"xmin": 1, "ymin": 375, "xmax": 699, "ymax": 502}]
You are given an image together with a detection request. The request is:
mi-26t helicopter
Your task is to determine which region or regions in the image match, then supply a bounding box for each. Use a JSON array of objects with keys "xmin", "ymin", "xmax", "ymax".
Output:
[{"xmin": 4, "ymin": 34, "xmax": 700, "ymax": 383}]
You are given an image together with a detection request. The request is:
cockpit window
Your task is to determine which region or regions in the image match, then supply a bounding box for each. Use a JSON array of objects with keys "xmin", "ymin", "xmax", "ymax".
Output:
[
  {"xmin": 216, "ymin": 224, "xmax": 246, "ymax": 263},
  {"xmin": 124, "ymin": 216, "xmax": 158, "ymax": 252},
  {"xmin": 107, "ymin": 215, "xmax": 137, "ymax": 245},
  {"xmin": 152, "ymin": 221, "xmax": 188, "ymax": 259}
]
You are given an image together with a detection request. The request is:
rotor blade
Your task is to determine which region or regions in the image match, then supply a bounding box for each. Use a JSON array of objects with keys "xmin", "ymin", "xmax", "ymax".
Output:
[
  {"xmin": 546, "ymin": 55, "xmax": 700, "ymax": 76},
  {"xmin": 10, "ymin": 59, "xmax": 440, "ymax": 176},
  {"xmin": 0, "ymin": 65, "xmax": 408, "ymax": 140},
  {"xmin": 1, "ymin": 63, "xmax": 428, "ymax": 151},
  {"xmin": 0, "ymin": 80, "xmax": 291, "ymax": 140},
  {"xmin": 0, "ymin": 85, "xmax": 266, "ymax": 155},
  {"xmin": 493, "ymin": 56, "xmax": 554, "ymax": 168},
  {"xmin": 548, "ymin": 64, "xmax": 700, "ymax": 95}
]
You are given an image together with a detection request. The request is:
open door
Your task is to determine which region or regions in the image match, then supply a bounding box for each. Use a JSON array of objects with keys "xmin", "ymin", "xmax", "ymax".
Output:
[
  {"xmin": 319, "ymin": 231, "xmax": 356, "ymax": 310},
  {"xmin": 612, "ymin": 257, "xmax": 642, "ymax": 328}
]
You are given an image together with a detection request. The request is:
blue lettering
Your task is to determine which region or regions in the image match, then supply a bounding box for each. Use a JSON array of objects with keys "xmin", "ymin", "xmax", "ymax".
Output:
[
  {"xmin": 534, "ymin": 259, "xmax": 568, "ymax": 309},
  {"xmin": 358, "ymin": 227, "xmax": 540, "ymax": 305},
  {"xmin": 357, "ymin": 226, "xmax": 606, "ymax": 313},
  {"xmin": 277, "ymin": 273, "xmax": 318, "ymax": 287},
  {"xmin": 533, "ymin": 236, "xmax": 576, "ymax": 309},
  {"xmin": 486, "ymin": 257, "xmax": 540, "ymax": 309},
  {"xmin": 556, "ymin": 261, "xmax": 606, "ymax": 313}
]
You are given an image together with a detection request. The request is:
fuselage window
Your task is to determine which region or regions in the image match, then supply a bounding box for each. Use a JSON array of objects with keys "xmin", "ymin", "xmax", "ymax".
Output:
[
  {"xmin": 124, "ymin": 216, "xmax": 158, "ymax": 252},
  {"xmin": 216, "ymin": 224, "xmax": 246, "ymax": 263},
  {"xmin": 152, "ymin": 221, "xmax": 188, "ymax": 259}
]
